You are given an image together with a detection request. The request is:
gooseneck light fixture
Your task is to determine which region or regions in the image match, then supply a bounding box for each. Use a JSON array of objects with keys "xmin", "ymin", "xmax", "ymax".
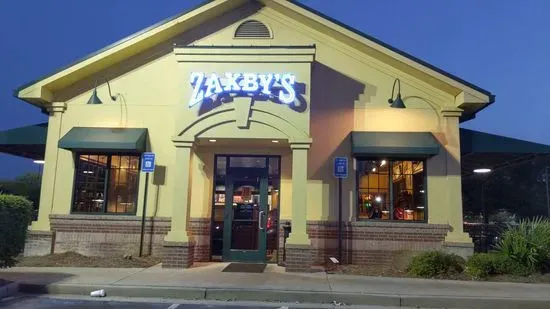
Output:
[
  {"xmin": 388, "ymin": 78, "xmax": 406, "ymax": 109},
  {"xmin": 87, "ymin": 80, "xmax": 118, "ymax": 104}
]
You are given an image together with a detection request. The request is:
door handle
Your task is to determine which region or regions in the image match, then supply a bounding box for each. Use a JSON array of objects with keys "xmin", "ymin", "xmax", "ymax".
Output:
[{"xmin": 258, "ymin": 210, "xmax": 265, "ymax": 230}]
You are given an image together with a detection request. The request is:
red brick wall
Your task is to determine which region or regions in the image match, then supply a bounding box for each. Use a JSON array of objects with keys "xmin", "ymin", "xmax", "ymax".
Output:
[
  {"xmin": 49, "ymin": 215, "xmax": 170, "ymax": 257},
  {"xmin": 162, "ymin": 241, "xmax": 195, "ymax": 268},
  {"xmin": 188, "ymin": 218, "xmax": 210, "ymax": 262},
  {"xmin": 306, "ymin": 221, "xmax": 449, "ymax": 265}
]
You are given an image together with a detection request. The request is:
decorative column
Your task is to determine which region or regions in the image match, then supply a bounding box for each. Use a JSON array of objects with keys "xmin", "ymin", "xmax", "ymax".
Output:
[
  {"xmin": 25, "ymin": 102, "xmax": 66, "ymax": 257},
  {"xmin": 162, "ymin": 141, "xmax": 195, "ymax": 268},
  {"xmin": 31, "ymin": 102, "xmax": 66, "ymax": 232},
  {"xmin": 286, "ymin": 141, "xmax": 313, "ymax": 272},
  {"xmin": 440, "ymin": 107, "xmax": 474, "ymax": 258}
]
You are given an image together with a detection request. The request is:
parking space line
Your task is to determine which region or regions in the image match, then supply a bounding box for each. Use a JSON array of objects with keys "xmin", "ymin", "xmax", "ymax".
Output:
[{"xmin": 166, "ymin": 304, "xmax": 180, "ymax": 309}]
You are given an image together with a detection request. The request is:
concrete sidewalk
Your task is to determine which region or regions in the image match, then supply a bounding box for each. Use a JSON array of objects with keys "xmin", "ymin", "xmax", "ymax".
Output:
[{"xmin": 1, "ymin": 263, "xmax": 549, "ymax": 309}]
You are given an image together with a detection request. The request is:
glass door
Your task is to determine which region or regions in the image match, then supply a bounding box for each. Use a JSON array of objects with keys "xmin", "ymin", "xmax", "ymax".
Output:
[{"xmin": 223, "ymin": 167, "xmax": 268, "ymax": 262}]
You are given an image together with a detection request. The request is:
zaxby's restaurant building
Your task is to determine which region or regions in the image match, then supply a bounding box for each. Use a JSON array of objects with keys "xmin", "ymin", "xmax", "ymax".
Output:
[{"xmin": 4, "ymin": 0, "xmax": 500, "ymax": 271}]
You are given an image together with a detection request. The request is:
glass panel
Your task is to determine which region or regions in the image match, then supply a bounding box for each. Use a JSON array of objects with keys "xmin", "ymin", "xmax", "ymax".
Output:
[
  {"xmin": 230, "ymin": 156, "xmax": 266, "ymax": 168},
  {"xmin": 72, "ymin": 154, "xmax": 108, "ymax": 213},
  {"xmin": 106, "ymin": 155, "xmax": 139, "ymax": 214},
  {"xmin": 266, "ymin": 175, "xmax": 279, "ymax": 262},
  {"xmin": 231, "ymin": 176, "xmax": 260, "ymax": 250},
  {"xmin": 216, "ymin": 156, "xmax": 227, "ymax": 176},
  {"xmin": 268, "ymin": 157, "xmax": 280, "ymax": 176},
  {"xmin": 392, "ymin": 160, "xmax": 425, "ymax": 221},
  {"xmin": 357, "ymin": 159, "xmax": 390, "ymax": 220},
  {"xmin": 111, "ymin": 155, "xmax": 120, "ymax": 168}
]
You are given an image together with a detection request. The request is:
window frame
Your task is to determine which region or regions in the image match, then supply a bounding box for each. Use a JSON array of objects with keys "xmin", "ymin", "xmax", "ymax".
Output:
[
  {"xmin": 355, "ymin": 157, "xmax": 428, "ymax": 223},
  {"xmin": 70, "ymin": 152, "xmax": 141, "ymax": 215}
]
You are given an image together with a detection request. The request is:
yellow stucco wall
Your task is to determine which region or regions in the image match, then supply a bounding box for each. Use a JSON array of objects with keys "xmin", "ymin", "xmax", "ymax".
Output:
[{"xmin": 33, "ymin": 2, "xmax": 470, "ymax": 243}]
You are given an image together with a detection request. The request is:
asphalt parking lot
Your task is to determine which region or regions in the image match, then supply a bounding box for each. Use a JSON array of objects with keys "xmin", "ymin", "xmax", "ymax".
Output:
[
  {"xmin": 0, "ymin": 296, "xmax": 281, "ymax": 309},
  {"xmin": 0, "ymin": 295, "xmax": 409, "ymax": 309}
]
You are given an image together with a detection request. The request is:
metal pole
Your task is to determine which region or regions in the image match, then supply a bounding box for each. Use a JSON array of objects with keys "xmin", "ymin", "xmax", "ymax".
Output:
[
  {"xmin": 338, "ymin": 177, "xmax": 343, "ymax": 263},
  {"xmin": 139, "ymin": 172, "xmax": 150, "ymax": 257},
  {"xmin": 481, "ymin": 180, "xmax": 487, "ymax": 252}
]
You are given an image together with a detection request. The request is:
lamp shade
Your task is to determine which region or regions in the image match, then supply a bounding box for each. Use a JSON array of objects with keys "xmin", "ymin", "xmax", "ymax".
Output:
[
  {"xmin": 87, "ymin": 89, "xmax": 103, "ymax": 105},
  {"xmin": 389, "ymin": 93, "xmax": 406, "ymax": 109}
]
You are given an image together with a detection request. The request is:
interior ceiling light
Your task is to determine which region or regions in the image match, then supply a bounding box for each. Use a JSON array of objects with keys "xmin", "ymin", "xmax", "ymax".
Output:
[{"xmin": 473, "ymin": 168, "xmax": 492, "ymax": 174}]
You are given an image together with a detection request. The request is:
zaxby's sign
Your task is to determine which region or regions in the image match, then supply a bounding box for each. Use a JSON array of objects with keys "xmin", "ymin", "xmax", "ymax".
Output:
[{"xmin": 189, "ymin": 72, "xmax": 297, "ymax": 107}]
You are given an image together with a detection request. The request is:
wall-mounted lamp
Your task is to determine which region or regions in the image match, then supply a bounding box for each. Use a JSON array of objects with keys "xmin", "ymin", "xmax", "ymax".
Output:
[
  {"xmin": 87, "ymin": 80, "xmax": 118, "ymax": 104},
  {"xmin": 388, "ymin": 78, "xmax": 406, "ymax": 109}
]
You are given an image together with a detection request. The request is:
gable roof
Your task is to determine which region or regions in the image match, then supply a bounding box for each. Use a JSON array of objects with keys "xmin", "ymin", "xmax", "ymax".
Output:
[{"xmin": 15, "ymin": 0, "xmax": 494, "ymax": 119}]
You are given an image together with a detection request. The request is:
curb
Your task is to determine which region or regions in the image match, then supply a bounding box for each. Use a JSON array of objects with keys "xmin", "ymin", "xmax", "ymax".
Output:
[
  {"xmin": 0, "ymin": 282, "xmax": 19, "ymax": 300},
  {"xmin": 18, "ymin": 283, "xmax": 550, "ymax": 309}
]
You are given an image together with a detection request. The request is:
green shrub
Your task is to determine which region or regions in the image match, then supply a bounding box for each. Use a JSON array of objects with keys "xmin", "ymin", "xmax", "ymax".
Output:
[
  {"xmin": 466, "ymin": 252, "xmax": 534, "ymax": 279},
  {"xmin": 466, "ymin": 253, "xmax": 500, "ymax": 279},
  {"xmin": 407, "ymin": 251, "xmax": 465, "ymax": 278},
  {"xmin": 0, "ymin": 194, "xmax": 33, "ymax": 268},
  {"xmin": 495, "ymin": 217, "xmax": 550, "ymax": 271}
]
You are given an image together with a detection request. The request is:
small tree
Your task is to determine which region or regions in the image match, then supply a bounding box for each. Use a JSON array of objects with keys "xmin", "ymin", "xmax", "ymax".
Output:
[{"xmin": 0, "ymin": 194, "xmax": 33, "ymax": 268}]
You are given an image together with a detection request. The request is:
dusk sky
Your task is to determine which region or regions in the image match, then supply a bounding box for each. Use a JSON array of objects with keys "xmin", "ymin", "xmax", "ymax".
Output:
[{"xmin": 1, "ymin": 0, "xmax": 549, "ymax": 179}]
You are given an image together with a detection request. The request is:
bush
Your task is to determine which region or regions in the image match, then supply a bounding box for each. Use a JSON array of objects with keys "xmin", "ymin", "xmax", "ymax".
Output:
[
  {"xmin": 495, "ymin": 217, "xmax": 550, "ymax": 272},
  {"xmin": 466, "ymin": 253, "xmax": 500, "ymax": 279},
  {"xmin": 0, "ymin": 194, "xmax": 33, "ymax": 268},
  {"xmin": 407, "ymin": 251, "xmax": 465, "ymax": 278},
  {"xmin": 466, "ymin": 252, "xmax": 534, "ymax": 279}
]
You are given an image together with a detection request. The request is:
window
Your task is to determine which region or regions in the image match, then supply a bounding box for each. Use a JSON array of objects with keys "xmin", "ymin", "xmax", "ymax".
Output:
[
  {"xmin": 357, "ymin": 159, "xmax": 426, "ymax": 221},
  {"xmin": 72, "ymin": 154, "xmax": 140, "ymax": 214}
]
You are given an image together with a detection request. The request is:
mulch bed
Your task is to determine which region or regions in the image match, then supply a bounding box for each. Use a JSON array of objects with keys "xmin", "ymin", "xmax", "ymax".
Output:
[
  {"xmin": 329, "ymin": 264, "xmax": 550, "ymax": 283},
  {"xmin": 325, "ymin": 251, "xmax": 550, "ymax": 284},
  {"xmin": 15, "ymin": 252, "xmax": 161, "ymax": 268}
]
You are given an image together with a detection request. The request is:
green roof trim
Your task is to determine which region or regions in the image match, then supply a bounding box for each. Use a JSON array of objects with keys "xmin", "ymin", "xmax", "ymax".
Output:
[
  {"xmin": 0, "ymin": 123, "xmax": 47, "ymax": 159},
  {"xmin": 58, "ymin": 127, "xmax": 148, "ymax": 153},
  {"xmin": 351, "ymin": 131, "xmax": 440, "ymax": 157},
  {"xmin": 460, "ymin": 128, "xmax": 550, "ymax": 154}
]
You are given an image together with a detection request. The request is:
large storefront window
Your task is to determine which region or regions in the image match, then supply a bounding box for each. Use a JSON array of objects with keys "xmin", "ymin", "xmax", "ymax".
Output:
[
  {"xmin": 357, "ymin": 159, "xmax": 426, "ymax": 221},
  {"xmin": 72, "ymin": 154, "xmax": 140, "ymax": 214}
]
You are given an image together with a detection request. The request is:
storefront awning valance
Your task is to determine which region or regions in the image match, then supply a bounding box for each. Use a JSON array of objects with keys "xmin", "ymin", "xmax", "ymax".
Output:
[
  {"xmin": 351, "ymin": 131, "xmax": 440, "ymax": 157},
  {"xmin": 0, "ymin": 122, "xmax": 47, "ymax": 159},
  {"xmin": 58, "ymin": 127, "xmax": 148, "ymax": 153}
]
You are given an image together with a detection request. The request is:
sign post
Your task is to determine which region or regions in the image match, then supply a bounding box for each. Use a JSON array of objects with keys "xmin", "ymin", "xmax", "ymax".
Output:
[
  {"xmin": 333, "ymin": 157, "xmax": 348, "ymax": 263},
  {"xmin": 139, "ymin": 152, "xmax": 155, "ymax": 257}
]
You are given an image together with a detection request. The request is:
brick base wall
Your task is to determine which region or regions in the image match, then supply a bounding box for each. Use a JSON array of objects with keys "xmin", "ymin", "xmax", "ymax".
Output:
[
  {"xmin": 162, "ymin": 241, "xmax": 195, "ymax": 268},
  {"xmin": 24, "ymin": 231, "xmax": 54, "ymax": 257},
  {"xmin": 307, "ymin": 221, "xmax": 450, "ymax": 266},
  {"xmin": 285, "ymin": 244, "xmax": 313, "ymax": 272},
  {"xmin": 49, "ymin": 215, "xmax": 170, "ymax": 257},
  {"xmin": 188, "ymin": 218, "xmax": 210, "ymax": 262}
]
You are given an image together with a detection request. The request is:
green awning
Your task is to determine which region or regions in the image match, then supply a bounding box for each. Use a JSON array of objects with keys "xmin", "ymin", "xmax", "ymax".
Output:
[
  {"xmin": 0, "ymin": 122, "xmax": 47, "ymax": 159},
  {"xmin": 460, "ymin": 128, "xmax": 550, "ymax": 176},
  {"xmin": 58, "ymin": 127, "xmax": 147, "ymax": 153},
  {"xmin": 351, "ymin": 131, "xmax": 440, "ymax": 157}
]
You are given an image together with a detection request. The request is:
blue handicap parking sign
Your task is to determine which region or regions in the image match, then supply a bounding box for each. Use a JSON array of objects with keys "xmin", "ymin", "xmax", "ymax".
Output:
[
  {"xmin": 141, "ymin": 152, "xmax": 156, "ymax": 173},
  {"xmin": 333, "ymin": 157, "xmax": 348, "ymax": 178}
]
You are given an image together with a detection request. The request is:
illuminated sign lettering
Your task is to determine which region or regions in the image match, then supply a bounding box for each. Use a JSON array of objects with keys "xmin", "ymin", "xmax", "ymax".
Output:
[{"xmin": 189, "ymin": 72, "xmax": 297, "ymax": 107}]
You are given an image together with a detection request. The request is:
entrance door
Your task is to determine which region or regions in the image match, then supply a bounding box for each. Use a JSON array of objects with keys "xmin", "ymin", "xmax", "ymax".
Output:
[{"xmin": 223, "ymin": 167, "xmax": 268, "ymax": 262}]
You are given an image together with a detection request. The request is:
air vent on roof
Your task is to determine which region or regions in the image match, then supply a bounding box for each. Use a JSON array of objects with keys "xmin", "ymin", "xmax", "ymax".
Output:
[{"xmin": 234, "ymin": 20, "xmax": 272, "ymax": 39}]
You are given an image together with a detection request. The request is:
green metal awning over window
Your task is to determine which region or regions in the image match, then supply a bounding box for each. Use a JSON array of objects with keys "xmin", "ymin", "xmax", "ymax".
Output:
[
  {"xmin": 58, "ymin": 127, "xmax": 148, "ymax": 153},
  {"xmin": 0, "ymin": 122, "xmax": 47, "ymax": 159},
  {"xmin": 351, "ymin": 131, "xmax": 440, "ymax": 157}
]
